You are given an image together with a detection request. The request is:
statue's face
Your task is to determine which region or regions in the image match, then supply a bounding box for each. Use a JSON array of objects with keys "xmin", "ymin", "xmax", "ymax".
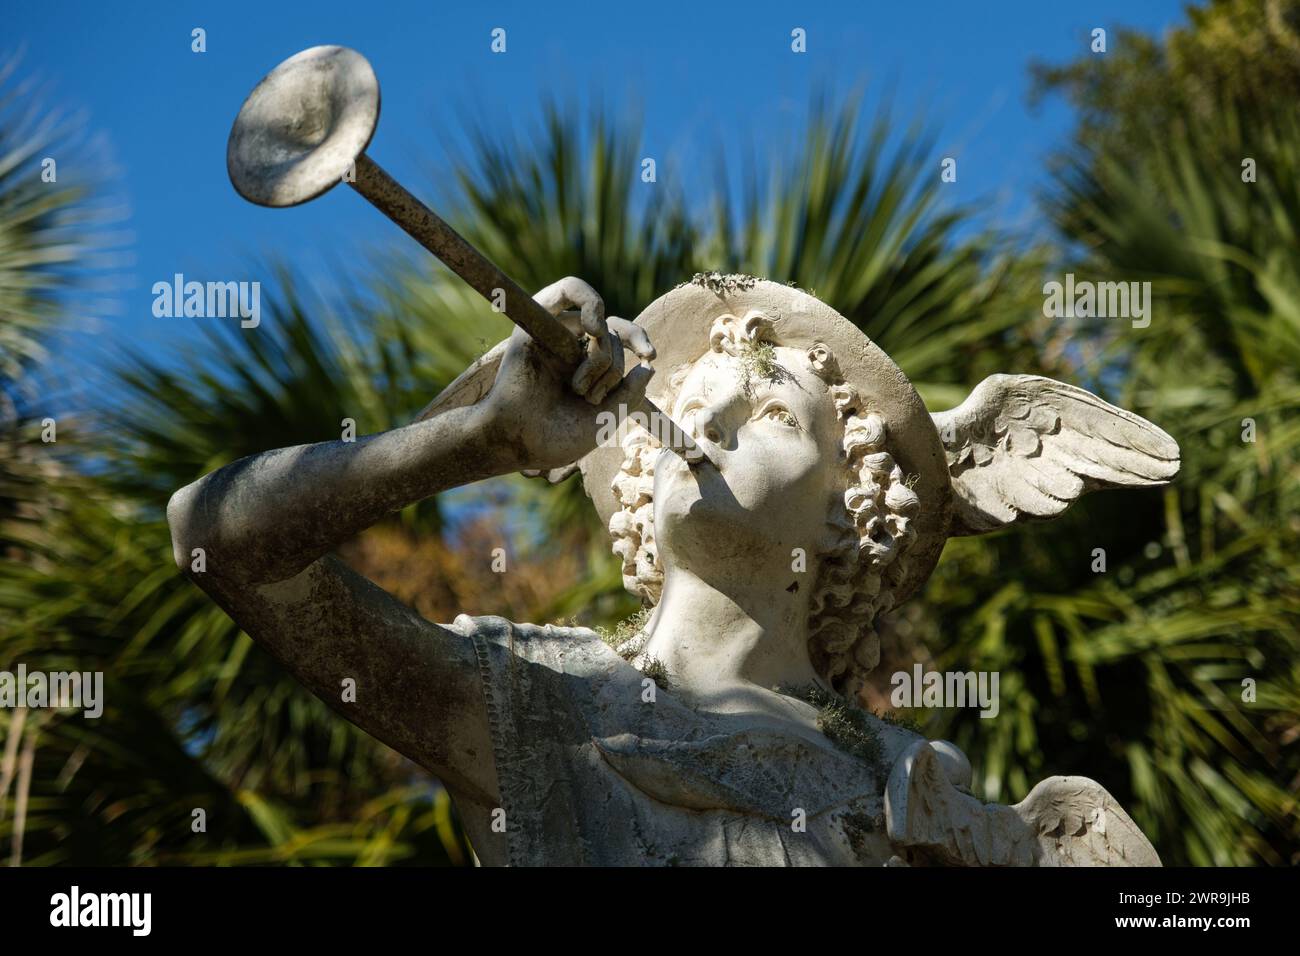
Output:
[{"xmin": 653, "ymin": 344, "xmax": 843, "ymax": 577}]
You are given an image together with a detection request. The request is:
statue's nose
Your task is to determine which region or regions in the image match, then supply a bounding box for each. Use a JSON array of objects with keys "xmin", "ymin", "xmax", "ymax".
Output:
[
  {"xmin": 695, "ymin": 405, "xmax": 726, "ymax": 446},
  {"xmin": 692, "ymin": 394, "xmax": 743, "ymax": 452}
]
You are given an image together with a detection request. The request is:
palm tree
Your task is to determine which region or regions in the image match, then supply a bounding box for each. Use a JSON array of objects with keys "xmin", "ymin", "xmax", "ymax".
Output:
[
  {"xmin": 1000, "ymin": 97, "xmax": 1299, "ymax": 865},
  {"xmin": 7, "ymin": 28, "xmax": 1292, "ymax": 865},
  {"xmin": 0, "ymin": 53, "xmax": 134, "ymax": 865},
  {"xmin": 431, "ymin": 98, "xmax": 1045, "ymax": 621},
  {"xmin": 2, "ymin": 279, "xmax": 482, "ymax": 863},
  {"xmin": 437, "ymin": 91, "xmax": 1299, "ymax": 865},
  {"xmin": 3, "ymin": 87, "xmax": 1035, "ymax": 864}
]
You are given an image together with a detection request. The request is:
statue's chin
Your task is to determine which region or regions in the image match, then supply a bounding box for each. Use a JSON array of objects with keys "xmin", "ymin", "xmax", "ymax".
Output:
[{"xmin": 656, "ymin": 490, "xmax": 779, "ymax": 585}]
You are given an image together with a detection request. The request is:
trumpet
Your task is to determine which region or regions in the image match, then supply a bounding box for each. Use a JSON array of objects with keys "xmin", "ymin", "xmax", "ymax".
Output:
[{"xmin": 227, "ymin": 45, "xmax": 700, "ymax": 460}]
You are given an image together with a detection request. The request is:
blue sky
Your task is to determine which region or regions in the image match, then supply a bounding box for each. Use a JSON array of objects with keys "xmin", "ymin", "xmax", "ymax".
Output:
[{"xmin": 11, "ymin": 0, "xmax": 1189, "ymax": 413}]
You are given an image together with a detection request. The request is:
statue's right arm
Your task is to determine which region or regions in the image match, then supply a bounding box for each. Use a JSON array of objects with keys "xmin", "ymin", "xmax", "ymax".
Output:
[
  {"xmin": 167, "ymin": 401, "xmax": 509, "ymax": 589},
  {"xmin": 166, "ymin": 401, "xmax": 514, "ymax": 805},
  {"xmin": 165, "ymin": 277, "xmax": 655, "ymax": 810}
]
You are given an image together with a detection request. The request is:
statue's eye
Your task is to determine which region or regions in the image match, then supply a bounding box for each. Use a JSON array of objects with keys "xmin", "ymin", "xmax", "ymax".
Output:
[{"xmin": 679, "ymin": 399, "xmax": 705, "ymax": 422}]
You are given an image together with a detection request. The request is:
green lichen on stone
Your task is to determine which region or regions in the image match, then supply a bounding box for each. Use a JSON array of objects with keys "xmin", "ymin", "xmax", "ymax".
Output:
[
  {"xmin": 595, "ymin": 606, "xmax": 651, "ymax": 652},
  {"xmin": 797, "ymin": 686, "xmax": 885, "ymax": 771},
  {"xmin": 682, "ymin": 271, "xmax": 761, "ymax": 295},
  {"xmin": 875, "ymin": 706, "xmax": 924, "ymax": 734},
  {"xmin": 741, "ymin": 338, "xmax": 778, "ymax": 379},
  {"xmin": 840, "ymin": 810, "xmax": 882, "ymax": 857},
  {"xmin": 738, "ymin": 337, "xmax": 783, "ymax": 398},
  {"xmin": 640, "ymin": 656, "xmax": 670, "ymax": 690}
]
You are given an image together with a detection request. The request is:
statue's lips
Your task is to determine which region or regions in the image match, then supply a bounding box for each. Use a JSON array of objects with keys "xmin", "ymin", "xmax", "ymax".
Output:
[
  {"xmin": 657, "ymin": 445, "xmax": 717, "ymax": 486},
  {"xmin": 655, "ymin": 447, "xmax": 747, "ymax": 525}
]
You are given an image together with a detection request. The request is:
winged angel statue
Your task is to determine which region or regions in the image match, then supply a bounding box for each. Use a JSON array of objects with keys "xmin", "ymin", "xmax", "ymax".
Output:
[{"xmin": 168, "ymin": 274, "xmax": 1178, "ymax": 866}]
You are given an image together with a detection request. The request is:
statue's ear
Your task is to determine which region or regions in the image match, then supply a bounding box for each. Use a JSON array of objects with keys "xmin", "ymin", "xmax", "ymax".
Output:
[{"xmin": 932, "ymin": 375, "xmax": 1180, "ymax": 536}]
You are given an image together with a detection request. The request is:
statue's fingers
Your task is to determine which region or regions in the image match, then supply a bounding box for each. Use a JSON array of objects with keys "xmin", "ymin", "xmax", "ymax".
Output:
[
  {"xmin": 578, "ymin": 299, "xmax": 605, "ymax": 338},
  {"xmin": 571, "ymin": 331, "xmax": 613, "ymax": 396},
  {"xmin": 521, "ymin": 464, "xmax": 578, "ymax": 483},
  {"xmin": 608, "ymin": 316, "xmax": 655, "ymax": 362},
  {"xmin": 558, "ymin": 277, "xmax": 605, "ymax": 337},
  {"xmin": 531, "ymin": 278, "xmax": 567, "ymax": 316},
  {"xmin": 587, "ymin": 333, "xmax": 626, "ymax": 405},
  {"xmin": 551, "ymin": 309, "xmax": 586, "ymax": 337},
  {"xmin": 545, "ymin": 463, "xmax": 580, "ymax": 483}
]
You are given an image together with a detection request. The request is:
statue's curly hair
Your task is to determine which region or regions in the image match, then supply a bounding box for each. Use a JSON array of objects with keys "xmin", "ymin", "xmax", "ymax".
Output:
[{"xmin": 607, "ymin": 312, "xmax": 921, "ymax": 696}]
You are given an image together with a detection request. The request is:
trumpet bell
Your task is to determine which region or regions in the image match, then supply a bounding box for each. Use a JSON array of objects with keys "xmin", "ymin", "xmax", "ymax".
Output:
[{"xmin": 227, "ymin": 45, "xmax": 380, "ymax": 207}]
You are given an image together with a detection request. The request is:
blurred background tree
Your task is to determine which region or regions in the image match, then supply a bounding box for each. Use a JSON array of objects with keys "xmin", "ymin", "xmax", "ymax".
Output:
[
  {"xmin": 2, "ymin": 0, "xmax": 1297, "ymax": 866},
  {"xmin": 1030, "ymin": 0, "xmax": 1300, "ymax": 170},
  {"xmin": 908, "ymin": 0, "xmax": 1300, "ymax": 865}
]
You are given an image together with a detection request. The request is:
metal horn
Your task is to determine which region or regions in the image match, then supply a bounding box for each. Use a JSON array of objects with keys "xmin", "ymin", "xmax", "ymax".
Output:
[{"xmin": 228, "ymin": 45, "xmax": 699, "ymax": 458}]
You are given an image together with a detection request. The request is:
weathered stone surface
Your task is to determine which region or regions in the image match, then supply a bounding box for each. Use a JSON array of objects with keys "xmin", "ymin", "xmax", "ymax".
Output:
[{"xmin": 168, "ymin": 275, "xmax": 1177, "ymax": 866}]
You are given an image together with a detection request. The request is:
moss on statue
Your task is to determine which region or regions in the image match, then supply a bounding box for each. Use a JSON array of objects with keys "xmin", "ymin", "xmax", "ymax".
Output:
[{"xmin": 796, "ymin": 685, "xmax": 886, "ymax": 774}]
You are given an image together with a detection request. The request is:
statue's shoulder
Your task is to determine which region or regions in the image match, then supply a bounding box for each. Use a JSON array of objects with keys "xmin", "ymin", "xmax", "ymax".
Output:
[{"xmin": 446, "ymin": 613, "xmax": 644, "ymax": 689}]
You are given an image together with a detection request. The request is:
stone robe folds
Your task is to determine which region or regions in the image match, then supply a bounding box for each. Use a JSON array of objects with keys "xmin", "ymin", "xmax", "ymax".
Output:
[{"xmin": 451, "ymin": 616, "xmax": 1161, "ymax": 867}]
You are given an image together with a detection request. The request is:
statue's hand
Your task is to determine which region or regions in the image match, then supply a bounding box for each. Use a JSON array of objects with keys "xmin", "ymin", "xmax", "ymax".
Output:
[{"xmin": 478, "ymin": 277, "xmax": 655, "ymax": 474}]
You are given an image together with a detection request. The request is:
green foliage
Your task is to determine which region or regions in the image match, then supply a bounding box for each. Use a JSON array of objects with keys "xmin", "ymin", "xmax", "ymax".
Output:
[
  {"xmin": 948, "ymin": 1, "xmax": 1300, "ymax": 865},
  {"xmin": 0, "ymin": 57, "xmax": 93, "ymax": 415},
  {"xmin": 594, "ymin": 606, "xmax": 652, "ymax": 652},
  {"xmin": 448, "ymin": 103, "xmax": 698, "ymax": 321},
  {"xmin": 1, "ymin": 293, "xmax": 479, "ymax": 864},
  {"xmin": 4, "ymin": 7, "xmax": 1297, "ymax": 867},
  {"xmin": 0, "ymin": 55, "xmax": 489, "ymax": 863},
  {"xmin": 1031, "ymin": 0, "xmax": 1300, "ymax": 171},
  {"xmin": 707, "ymin": 95, "xmax": 1048, "ymax": 407}
]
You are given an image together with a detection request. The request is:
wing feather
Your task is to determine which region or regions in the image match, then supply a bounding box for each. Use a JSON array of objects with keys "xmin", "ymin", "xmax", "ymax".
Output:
[{"xmin": 933, "ymin": 375, "xmax": 1180, "ymax": 536}]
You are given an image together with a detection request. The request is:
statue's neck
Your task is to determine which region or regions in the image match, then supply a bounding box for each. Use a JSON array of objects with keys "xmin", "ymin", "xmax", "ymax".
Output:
[{"xmin": 640, "ymin": 565, "xmax": 822, "ymax": 705}]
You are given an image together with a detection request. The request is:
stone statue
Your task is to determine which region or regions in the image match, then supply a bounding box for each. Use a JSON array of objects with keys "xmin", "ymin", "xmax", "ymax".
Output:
[{"xmin": 167, "ymin": 273, "xmax": 1179, "ymax": 866}]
